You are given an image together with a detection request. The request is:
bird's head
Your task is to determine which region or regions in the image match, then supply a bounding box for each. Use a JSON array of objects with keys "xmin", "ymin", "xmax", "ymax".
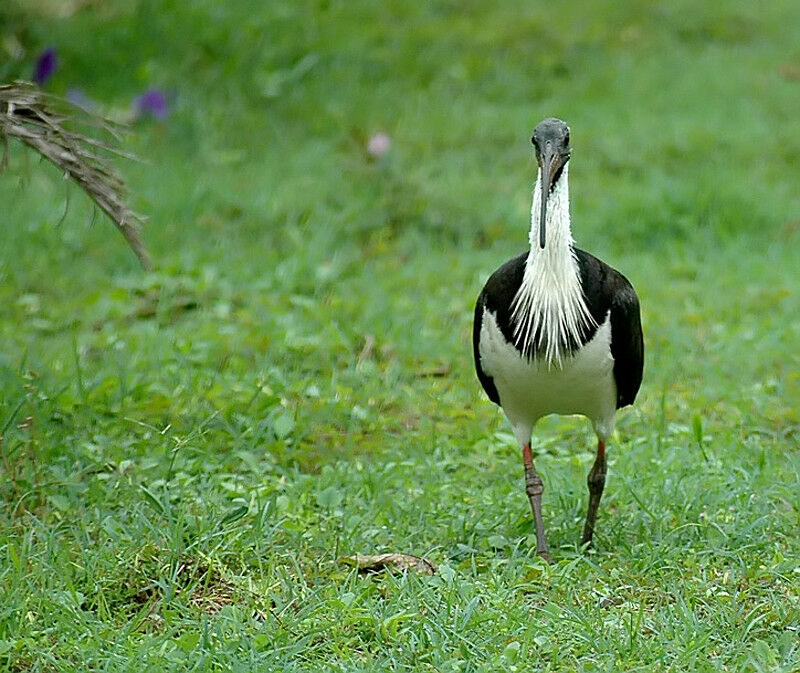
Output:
[{"xmin": 531, "ymin": 117, "xmax": 571, "ymax": 249}]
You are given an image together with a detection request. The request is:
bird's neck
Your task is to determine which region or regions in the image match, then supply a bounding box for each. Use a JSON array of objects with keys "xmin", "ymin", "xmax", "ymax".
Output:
[
  {"xmin": 510, "ymin": 165, "xmax": 595, "ymax": 365},
  {"xmin": 529, "ymin": 164, "xmax": 573, "ymax": 252}
]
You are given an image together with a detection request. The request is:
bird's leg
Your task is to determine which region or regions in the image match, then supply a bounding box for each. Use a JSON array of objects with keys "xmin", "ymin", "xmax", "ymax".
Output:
[
  {"xmin": 581, "ymin": 440, "xmax": 607, "ymax": 546},
  {"xmin": 522, "ymin": 443, "xmax": 552, "ymax": 562}
]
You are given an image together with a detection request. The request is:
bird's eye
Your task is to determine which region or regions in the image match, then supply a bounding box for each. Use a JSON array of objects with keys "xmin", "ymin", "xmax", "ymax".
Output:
[
  {"xmin": 531, "ymin": 135, "xmax": 537, "ymax": 147},
  {"xmin": 564, "ymin": 130, "xmax": 570, "ymax": 145}
]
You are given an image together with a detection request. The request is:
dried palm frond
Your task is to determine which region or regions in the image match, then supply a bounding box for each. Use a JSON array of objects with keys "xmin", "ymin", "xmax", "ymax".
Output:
[{"xmin": 0, "ymin": 80, "xmax": 152, "ymax": 270}]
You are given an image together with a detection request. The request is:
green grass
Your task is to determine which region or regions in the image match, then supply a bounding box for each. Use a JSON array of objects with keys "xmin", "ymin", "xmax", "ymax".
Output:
[{"xmin": 2, "ymin": 0, "xmax": 800, "ymax": 670}]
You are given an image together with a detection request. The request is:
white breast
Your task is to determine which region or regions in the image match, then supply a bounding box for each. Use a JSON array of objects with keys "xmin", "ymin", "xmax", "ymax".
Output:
[{"xmin": 479, "ymin": 308, "xmax": 617, "ymax": 446}]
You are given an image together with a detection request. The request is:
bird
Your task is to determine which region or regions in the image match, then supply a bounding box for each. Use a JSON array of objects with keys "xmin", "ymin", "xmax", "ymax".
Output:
[{"xmin": 472, "ymin": 118, "xmax": 643, "ymax": 562}]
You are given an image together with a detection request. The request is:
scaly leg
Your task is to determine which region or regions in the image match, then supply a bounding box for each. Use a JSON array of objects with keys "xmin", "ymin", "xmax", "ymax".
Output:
[
  {"xmin": 581, "ymin": 440, "xmax": 607, "ymax": 546},
  {"xmin": 522, "ymin": 443, "xmax": 552, "ymax": 562}
]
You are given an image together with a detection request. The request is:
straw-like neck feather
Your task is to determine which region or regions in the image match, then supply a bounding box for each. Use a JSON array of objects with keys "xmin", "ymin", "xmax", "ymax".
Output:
[{"xmin": 509, "ymin": 164, "xmax": 595, "ymax": 365}]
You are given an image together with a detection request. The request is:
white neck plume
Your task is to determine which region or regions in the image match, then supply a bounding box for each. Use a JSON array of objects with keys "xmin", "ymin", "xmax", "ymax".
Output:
[{"xmin": 509, "ymin": 164, "xmax": 595, "ymax": 365}]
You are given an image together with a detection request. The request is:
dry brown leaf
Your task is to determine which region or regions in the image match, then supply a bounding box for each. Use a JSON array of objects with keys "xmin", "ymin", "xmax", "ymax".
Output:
[{"xmin": 341, "ymin": 553, "xmax": 437, "ymax": 575}]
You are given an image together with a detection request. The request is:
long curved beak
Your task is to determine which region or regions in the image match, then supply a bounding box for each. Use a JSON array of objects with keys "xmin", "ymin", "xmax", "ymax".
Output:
[{"xmin": 538, "ymin": 144, "xmax": 564, "ymax": 249}]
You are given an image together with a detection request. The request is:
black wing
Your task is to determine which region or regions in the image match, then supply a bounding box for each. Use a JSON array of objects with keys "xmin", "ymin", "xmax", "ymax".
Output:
[
  {"xmin": 574, "ymin": 248, "xmax": 643, "ymax": 409},
  {"xmin": 473, "ymin": 287, "xmax": 500, "ymax": 405},
  {"xmin": 610, "ymin": 281, "xmax": 644, "ymax": 408},
  {"xmin": 472, "ymin": 253, "xmax": 529, "ymax": 406}
]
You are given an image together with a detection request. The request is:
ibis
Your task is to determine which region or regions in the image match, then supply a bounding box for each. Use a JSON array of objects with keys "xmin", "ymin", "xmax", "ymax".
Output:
[{"xmin": 473, "ymin": 118, "xmax": 644, "ymax": 561}]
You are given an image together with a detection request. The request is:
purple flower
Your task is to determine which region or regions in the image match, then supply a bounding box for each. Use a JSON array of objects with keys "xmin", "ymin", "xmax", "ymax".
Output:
[
  {"xmin": 367, "ymin": 132, "xmax": 391, "ymax": 158},
  {"xmin": 33, "ymin": 47, "xmax": 57, "ymax": 86},
  {"xmin": 134, "ymin": 88, "xmax": 170, "ymax": 120}
]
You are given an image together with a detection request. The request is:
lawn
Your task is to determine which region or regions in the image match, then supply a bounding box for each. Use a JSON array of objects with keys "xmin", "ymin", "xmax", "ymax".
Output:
[{"xmin": 1, "ymin": 1, "xmax": 799, "ymax": 671}]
